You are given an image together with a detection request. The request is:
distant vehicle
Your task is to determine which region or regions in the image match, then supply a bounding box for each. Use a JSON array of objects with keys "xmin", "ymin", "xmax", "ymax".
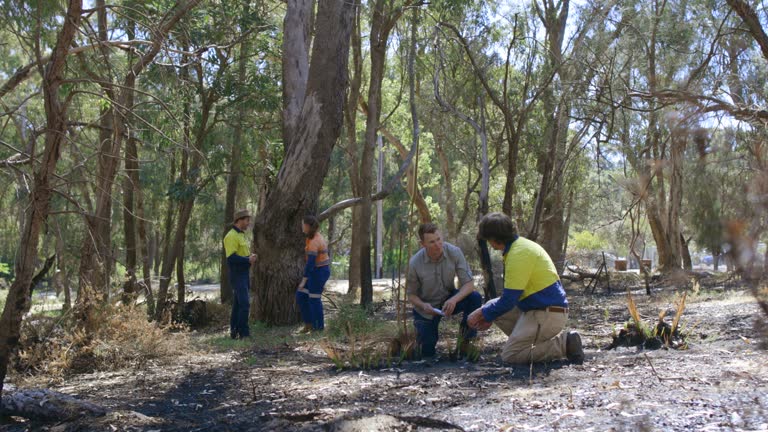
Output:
[{"xmin": 701, "ymin": 255, "xmax": 713, "ymax": 265}]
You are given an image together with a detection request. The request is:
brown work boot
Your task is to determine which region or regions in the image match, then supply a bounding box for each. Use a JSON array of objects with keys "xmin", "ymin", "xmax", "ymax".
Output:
[
  {"xmin": 299, "ymin": 323, "xmax": 312, "ymax": 334},
  {"xmin": 566, "ymin": 331, "xmax": 585, "ymax": 363}
]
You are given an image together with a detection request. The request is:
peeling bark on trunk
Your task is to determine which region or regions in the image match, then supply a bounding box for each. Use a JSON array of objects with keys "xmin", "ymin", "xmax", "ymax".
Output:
[
  {"xmin": 251, "ymin": 0, "xmax": 354, "ymax": 324},
  {"xmin": 282, "ymin": 0, "xmax": 314, "ymax": 152}
]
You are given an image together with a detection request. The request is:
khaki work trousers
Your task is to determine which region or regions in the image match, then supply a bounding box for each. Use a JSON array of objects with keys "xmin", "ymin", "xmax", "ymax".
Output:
[{"xmin": 486, "ymin": 298, "xmax": 568, "ymax": 364}]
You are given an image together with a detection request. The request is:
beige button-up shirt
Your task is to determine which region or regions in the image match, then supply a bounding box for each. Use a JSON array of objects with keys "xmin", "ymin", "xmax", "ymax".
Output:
[{"xmin": 406, "ymin": 242, "xmax": 473, "ymax": 308}]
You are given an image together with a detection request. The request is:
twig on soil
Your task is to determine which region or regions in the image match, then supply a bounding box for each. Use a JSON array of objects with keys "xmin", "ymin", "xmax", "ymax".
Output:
[
  {"xmin": 643, "ymin": 353, "xmax": 664, "ymax": 383},
  {"xmin": 643, "ymin": 353, "xmax": 687, "ymax": 382}
]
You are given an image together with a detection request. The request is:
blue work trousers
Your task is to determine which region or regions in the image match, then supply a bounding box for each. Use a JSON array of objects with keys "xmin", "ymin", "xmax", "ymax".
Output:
[
  {"xmin": 412, "ymin": 290, "xmax": 482, "ymax": 357},
  {"xmin": 296, "ymin": 265, "xmax": 331, "ymax": 330},
  {"xmin": 229, "ymin": 271, "xmax": 250, "ymax": 338}
]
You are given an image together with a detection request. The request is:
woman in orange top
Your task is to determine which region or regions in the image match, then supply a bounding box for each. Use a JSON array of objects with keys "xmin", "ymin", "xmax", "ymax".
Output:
[{"xmin": 296, "ymin": 215, "xmax": 331, "ymax": 332}]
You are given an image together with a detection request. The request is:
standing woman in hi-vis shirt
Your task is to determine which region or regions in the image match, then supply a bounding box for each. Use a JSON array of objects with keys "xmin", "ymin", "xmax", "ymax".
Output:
[{"xmin": 296, "ymin": 215, "xmax": 331, "ymax": 333}]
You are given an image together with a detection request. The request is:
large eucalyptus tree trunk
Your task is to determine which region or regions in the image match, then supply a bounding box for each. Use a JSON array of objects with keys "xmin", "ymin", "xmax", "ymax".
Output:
[{"xmin": 251, "ymin": 0, "xmax": 354, "ymax": 324}]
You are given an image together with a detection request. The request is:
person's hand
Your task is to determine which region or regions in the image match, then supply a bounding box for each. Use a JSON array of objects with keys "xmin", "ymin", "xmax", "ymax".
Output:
[
  {"xmin": 418, "ymin": 303, "xmax": 437, "ymax": 317},
  {"xmin": 467, "ymin": 308, "xmax": 491, "ymax": 330},
  {"xmin": 442, "ymin": 297, "xmax": 458, "ymax": 317},
  {"xmin": 249, "ymin": 254, "xmax": 257, "ymax": 265}
]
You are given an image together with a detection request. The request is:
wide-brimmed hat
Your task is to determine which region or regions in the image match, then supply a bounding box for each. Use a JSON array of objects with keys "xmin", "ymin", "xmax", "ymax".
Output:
[{"xmin": 233, "ymin": 209, "xmax": 251, "ymax": 224}]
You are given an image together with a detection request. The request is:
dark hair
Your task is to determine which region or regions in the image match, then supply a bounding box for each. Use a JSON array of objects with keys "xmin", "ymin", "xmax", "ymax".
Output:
[
  {"xmin": 303, "ymin": 215, "xmax": 319, "ymax": 239},
  {"xmin": 477, "ymin": 212, "xmax": 518, "ymax": 243},
  {"xmin": 417, "ymin": 223, "xmax": 439, "ymax": 241}
]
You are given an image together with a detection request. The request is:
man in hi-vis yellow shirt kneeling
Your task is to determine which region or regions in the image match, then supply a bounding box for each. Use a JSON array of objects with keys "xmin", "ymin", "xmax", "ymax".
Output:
[{"xmin": 468, "ymin": 212, "xmax": 584, "ymax": 364}]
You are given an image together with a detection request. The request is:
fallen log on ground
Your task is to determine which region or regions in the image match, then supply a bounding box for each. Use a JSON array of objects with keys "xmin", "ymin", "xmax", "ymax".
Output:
[
  {"xmin": 562, "ymin": 265, "xmax": 602, "ymax": 281},
  {"xmin": 1, "ymin": 388, "xmax": 107, "ymax": 420}
]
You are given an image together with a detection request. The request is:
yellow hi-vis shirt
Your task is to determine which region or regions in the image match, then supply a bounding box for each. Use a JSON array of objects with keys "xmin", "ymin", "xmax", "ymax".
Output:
[{"xmin": 224, "ymin": 227, "xmax": 250, "ymax": 260}]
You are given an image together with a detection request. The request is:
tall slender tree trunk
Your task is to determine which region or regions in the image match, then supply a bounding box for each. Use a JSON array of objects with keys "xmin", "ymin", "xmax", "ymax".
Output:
[
  {"xmin": 435, "ymin": 136, "xmax": 456, "ymax": 238},
  {"xmin": 121, "ymin": 11, "xmax": 139, "ymax": 303},
  {"xmin": 475, "ymin": 96, "xmax": 497, "ymax": 300},
  {"xmin": 348, "ymin": 207, "xmax": 363, "ymax": 298},
  {"xmin": 0, "ymin": 0, "xmax": 83, "ymax": 400},
  {"xmin": 501, "ymin": 124, "xmax": 521, "ymax": 217},
  {"xmin": 665, "ymin": 129, "xmax": 686, "ymax": 269},
  {"xmin": 122, "ymin": 6, "xmax": 149, "ymax": 306},
  {"xmin": 355, "ymin": 0, "xmax": 391, "ymax": 308},
  {"xmin": 78, "ymin": 0, "xmax": 118, "ymax": 310},
  {"xmin": 344, "ymin": 2, "xmax": 363, "ymax": 299},
  {"xmin": 156, "ymin": 199, "xmax": 195, "ymax": 320},
  {"xmin": 122, "ymin": 154, "xmax": 138, "ymax": 304},
  {"xmin": 153, "ymin": 229, "xmax": 162, "ymax": 276},
  {"xmin": 135, "ymin": 156, "xmax": 152, "ymax": 309},
  {"xmin": 177, "ymin": 243, "xmax": 186, "ymax": 305},
  {"xmin": 643, "ymin": 0, "xmax": 681, "ymax": 273},
  {"xmin": 251, "ymin": 0, "xmax": 354, "ymax": 324},
  {"xmin": 221, "ymin": 3, "xmax": 253, "ymax": 304},
  {"xmin": 537, "ymin": 99, "xmax": 571, "ymax": 274},
  {"xmin": 155, "ymin": 93, "xmax": 219, "ymax": 319}
]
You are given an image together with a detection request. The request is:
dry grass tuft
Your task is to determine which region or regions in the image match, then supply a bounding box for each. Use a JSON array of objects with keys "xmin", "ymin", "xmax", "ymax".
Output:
[
  {"xmin": 608, "ymin": 290, "xmax": 688, "ymax": 350},
  {"xmin": 670, "ymin": 292, "xmax": 687, "ymax": 336},
  {"xmin": 14, "ymin": 305, "xmax": 189, "ymax": 380},
  {"xmin": 626, "ymin": 289, "xmax": 643, "ymax": 330}
]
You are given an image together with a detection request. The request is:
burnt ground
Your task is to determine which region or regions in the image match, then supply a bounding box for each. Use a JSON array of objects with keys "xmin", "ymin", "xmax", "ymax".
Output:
[{"xmin": 2, "ymin": 280, "xmax": 768, "ymax": 432}]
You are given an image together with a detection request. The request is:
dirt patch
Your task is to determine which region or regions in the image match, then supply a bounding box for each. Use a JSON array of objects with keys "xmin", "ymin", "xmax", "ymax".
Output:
[{"xmin": 3, "ymin": 283, "xmax": 768, "ymax": 431}]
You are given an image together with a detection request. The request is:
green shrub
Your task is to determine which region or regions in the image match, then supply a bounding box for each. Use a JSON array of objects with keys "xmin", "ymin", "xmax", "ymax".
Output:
[{"xmin": 569, "ymin": 230, "xmax": 607, "ymax": 252}]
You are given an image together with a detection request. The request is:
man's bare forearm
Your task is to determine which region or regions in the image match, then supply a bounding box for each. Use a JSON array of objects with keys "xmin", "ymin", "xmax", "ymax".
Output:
[
  {"xmin": 408, "ymin": 294, "xmax": 431, "ymax": 311},
  {"xmin": 451, "ymin": 281, "xmax": 475, "ymax": 302}
]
